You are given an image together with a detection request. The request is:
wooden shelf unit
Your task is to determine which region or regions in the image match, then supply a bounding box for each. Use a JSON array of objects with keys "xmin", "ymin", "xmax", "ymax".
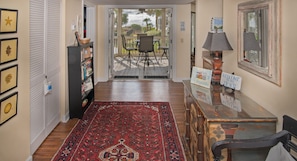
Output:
[{"xmin": 67, "ymin": 42, "xmax": 94, "ymax": 119}]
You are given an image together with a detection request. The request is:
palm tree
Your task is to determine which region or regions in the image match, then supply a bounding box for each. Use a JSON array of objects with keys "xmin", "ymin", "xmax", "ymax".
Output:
[
  {"xmin": 147, "ymin": 9, "xmax": 162, "ymax": 31},
  {"xmin": 143, "ymin": 18, "xmax": 151, "ymax": 32}
]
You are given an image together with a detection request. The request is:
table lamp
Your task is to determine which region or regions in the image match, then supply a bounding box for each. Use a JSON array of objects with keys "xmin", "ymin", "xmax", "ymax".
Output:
[
  {"xmin": 243, "ymin": 31, "xmax": 261, "ymax": 61},
  {"xmin": 202, "ymin": 32, "xmax": 233, "ymax": 83}
]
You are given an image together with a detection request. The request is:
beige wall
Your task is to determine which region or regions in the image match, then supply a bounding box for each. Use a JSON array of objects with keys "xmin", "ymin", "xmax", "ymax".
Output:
[
  {"xmin": 62, "ymin": 0, "xmax": 84, "ymax": 118},
  {"xmin": 94, "ymin": 5, "xmax": 192, "ymax": 82},
  {"xmin": 195, "ymin": 0, "xmax": 223, "ymax": 67},
  {"xmin": 175, "ymin": 4, "xmax": 192, "ymax": 80},
  {"xmin": 1, "ymin": 0, "xmax": 296, "ymax": 160},
  {"xmin": 0, "ymin": 0, "xmax": 31, "ymax": 161},
  {"xmin": 222, "ymin": 0, "xmax": 297, "ymax": 130},
  {"xmin": 95, "ymin": 5, "xmax": 107, "ymax": 82}
]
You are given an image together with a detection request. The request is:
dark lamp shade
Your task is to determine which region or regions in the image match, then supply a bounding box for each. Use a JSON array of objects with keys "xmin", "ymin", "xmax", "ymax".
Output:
[
  {"xmin": 202, "ymin": 32, "xmax": 233, "ymax": 51},
  {"xmin": 244, "ymin": 32, "xmax": 261, "ymax": 51}
]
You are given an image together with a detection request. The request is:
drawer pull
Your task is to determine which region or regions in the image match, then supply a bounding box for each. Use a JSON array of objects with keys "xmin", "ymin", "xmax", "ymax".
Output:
[
  {"xmin": 197, "ymin": 150, "xmax": 202, "ymax": 154},
  {"xmin": 197, "ymin": 131, "xmax": 202, "ymax": 135},
  {"xmin": 197, "ymin": 114, "xmax": 202, "ymax": 118}
]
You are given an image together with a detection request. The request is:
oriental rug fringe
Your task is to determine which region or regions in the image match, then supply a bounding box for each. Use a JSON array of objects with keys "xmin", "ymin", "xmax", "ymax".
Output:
[{"xmin": 52, "ymin": 101, "xmax": 186, "ymax": 161}]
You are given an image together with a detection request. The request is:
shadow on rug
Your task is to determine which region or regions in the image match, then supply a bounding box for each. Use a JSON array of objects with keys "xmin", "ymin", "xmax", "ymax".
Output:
[{"xmin": 52, "ymin": 101, "xmax": 185, "ymax": 161}]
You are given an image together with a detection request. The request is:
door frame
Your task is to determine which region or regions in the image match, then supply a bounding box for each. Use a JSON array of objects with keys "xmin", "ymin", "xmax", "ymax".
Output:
[{"xmin": 104, "ymin": 5, "xmax": 176, "ymax": 80}]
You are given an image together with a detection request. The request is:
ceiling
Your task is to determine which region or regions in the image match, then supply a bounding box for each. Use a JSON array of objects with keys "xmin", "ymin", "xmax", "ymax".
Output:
[{"xmin": 87, "ymin": 0, "xmax": 195, "ymax": 5}]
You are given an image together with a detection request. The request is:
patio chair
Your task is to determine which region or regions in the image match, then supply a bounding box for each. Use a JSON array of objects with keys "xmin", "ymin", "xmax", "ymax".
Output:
[
  {"xmin": 137, "ymin": 35, "xmax": 157, "ymax": 69},
  {"xmin": 135, "ymin": 33, "xmax": 147, "ymax": 48},
  {"xmin": 121, "ymin": 35, "xmax": 137, "ymax": 67},
  {"xmin": 211, "ymin": 115, "xmax": 297, "ymax": 161}
]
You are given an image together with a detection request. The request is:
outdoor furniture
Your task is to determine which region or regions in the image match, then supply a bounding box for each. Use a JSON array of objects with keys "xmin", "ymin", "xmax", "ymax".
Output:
[
  {"xmin": 136, "ymin": 33, "xmax": 147, "ymax": 47},
  {"xmin": 137, "ymin": 36, "xmax": 158, "ymax": 69},
  {"xmin": 158, "ymin": 41, "xmax": 169, "ymax": 62},
  {"xmin": 211, "ymin": 115, "xmax": 297, "ymax": 161},
  {"xmin": 121, "ymin": 35, "xmax": 137, "ymax": 67}
]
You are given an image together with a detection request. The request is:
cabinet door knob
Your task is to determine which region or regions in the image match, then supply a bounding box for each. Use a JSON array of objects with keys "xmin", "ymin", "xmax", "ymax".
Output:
[
  {"xmin": 197, "ymin": 131, "xmax": 202, "ymax": 135},
  {"xmin": 197, "ymin": 114, "xmax": 202, "ymax": 118},
  {"xmin": 197, "ymin": 150, "xmax": 202, "ymax": 154}
]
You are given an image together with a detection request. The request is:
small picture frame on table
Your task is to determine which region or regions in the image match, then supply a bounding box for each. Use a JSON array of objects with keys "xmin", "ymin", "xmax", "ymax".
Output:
[
  {"xmin": 0, "ymin": 8, "xmax": 18, "ymax": 34},
  {"xmin": 0, "ymin": 38, "xmax": 18, "ymax": 64},
  {"xmin": 0, "ymin": 65, "xmax": 18, "ymax": 94},
  {"xmin": 191, "ymin": 66, "xmax": 212, "ymax": 88},
  {"xmin": 0, "ymin": 92, "xmax": 18, "ymax": 125}
]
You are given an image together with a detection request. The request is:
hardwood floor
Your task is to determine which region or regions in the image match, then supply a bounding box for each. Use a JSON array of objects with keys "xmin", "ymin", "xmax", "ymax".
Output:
[{"xmin": 33, "ymin": 80, "xmax": 187, "ymax": 161}]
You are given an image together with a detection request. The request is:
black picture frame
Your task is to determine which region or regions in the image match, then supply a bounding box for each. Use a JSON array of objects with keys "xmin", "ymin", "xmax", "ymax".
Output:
[
  {"xmin": 0, "ymin": 38, "xmax": 18, "ymax": 65},
  {"xmin": 0, "ymin": 65, "xmax": 18, "ymax": 95},
  {"xmin": 0, "ymin": 8, "xmax": 18, "ymax": 34},
  {"xmin": 0, "ymin": 92, "xmax": 18, "ymax": 125}
]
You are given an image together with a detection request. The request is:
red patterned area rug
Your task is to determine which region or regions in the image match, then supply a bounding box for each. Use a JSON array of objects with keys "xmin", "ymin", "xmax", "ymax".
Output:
[{"xmin": 52, "ymin": 101, "xmax": 186, "ymax": 161}]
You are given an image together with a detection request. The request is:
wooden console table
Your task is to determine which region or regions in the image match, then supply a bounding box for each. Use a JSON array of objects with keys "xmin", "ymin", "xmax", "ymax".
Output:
[{"xmin": 183, "ymin": 80, "xmax": 277, "ymax": 161}]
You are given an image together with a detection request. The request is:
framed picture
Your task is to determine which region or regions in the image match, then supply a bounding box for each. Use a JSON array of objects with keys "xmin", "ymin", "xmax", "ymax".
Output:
[
  {"xmin": 191, "ymin": 66, "xmax": 212, "ymax": 88},
  {"xmin": 0, "ymin": 8, "xmax": 18, "ymax": 34},
  {"xmin": 0, "ymin": 38, "xmax": 18, "ymax": 64},
  {"xmin": 0, "ymin": 65, "xmax": 18, "ymax": 94},
  {"xmin": 0, "ymin": 92, "xmax": 18, "ymax": 125},
  {"xmin": 211, "ymin": 17, "xmax": 223, "ymax": 33}
]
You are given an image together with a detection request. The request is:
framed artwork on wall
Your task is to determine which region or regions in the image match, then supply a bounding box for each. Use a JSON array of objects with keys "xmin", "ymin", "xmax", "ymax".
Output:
[
  {"xmin": 0, "ymin": 65, "xmax": 18, "ymax": 94},
  {"xmin": 0, "ymin": 92, "xmax": 18, "ymax": 125},
  {"xmin": 0, "ymin": 38, "xmax": 18, "ymax": 64},
  {"xmin": 0, "ymin": 8, "xmax": 18, "ymax": 34},
  {"xmin": 211, "ymin": 17, "xmax": 223, "ymax": 33}
]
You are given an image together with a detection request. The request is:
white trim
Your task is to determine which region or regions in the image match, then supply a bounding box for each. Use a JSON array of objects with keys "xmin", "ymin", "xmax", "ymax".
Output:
[
  {"xmin": 103, "ymin": 5, "xmax": 177, "ymax": 81},
  {"xmin": 62, "ymin": 112, "xmax": 70, "ymax": 123},
  {"xmin": 84, "ymin": 0, "xmax": 96, "ymax": 7},
  {"xmin": 26, "ymin": 156, "xmax": 33, "ymax": 161}
]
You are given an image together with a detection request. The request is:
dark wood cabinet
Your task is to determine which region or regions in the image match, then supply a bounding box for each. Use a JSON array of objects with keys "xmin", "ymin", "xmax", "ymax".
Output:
[
  {"xmin": 68, "ymin": 42, "xmax": 94, "ymax": 119},
  {"xmin": 183, "ymin": 80, "xmax": 277, "ymax": 161}
]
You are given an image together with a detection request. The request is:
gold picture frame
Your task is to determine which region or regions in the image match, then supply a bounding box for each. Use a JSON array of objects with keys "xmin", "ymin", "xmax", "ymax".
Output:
[
  {"xmin": 0, "ymin": 38, "xmax": 18, "ymax": 64},
  {"xmin": 0, "ymin": 8, "xmax": 18, "ymax": 34},
  {"xmin": 0, "ymin": 65, "xmax": 17, "ymax": 94},
  {"xmin": 0, "ymin": 92, "xmax": 18, "ymax": 125}
]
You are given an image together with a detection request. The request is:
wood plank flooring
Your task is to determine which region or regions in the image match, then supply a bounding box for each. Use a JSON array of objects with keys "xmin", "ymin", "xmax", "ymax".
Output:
[{"xmin": 33, "ymin": 80, "xmax": 187, "ymax": 161}]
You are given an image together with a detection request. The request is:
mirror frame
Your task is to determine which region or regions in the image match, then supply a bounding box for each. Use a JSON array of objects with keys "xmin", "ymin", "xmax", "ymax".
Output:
[{"xmin": 237, "ymin": 0, "xmax": 281, "ymax": 86}]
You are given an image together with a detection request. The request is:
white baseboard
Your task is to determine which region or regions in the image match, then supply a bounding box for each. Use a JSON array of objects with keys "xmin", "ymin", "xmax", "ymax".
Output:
[
  {"xmin": 62, "ymin": 112, "xmax": 69, "ymax": 123},
  {"xmin": 26, "ymin": 156, "xmax": 32, "ymax": 161}
]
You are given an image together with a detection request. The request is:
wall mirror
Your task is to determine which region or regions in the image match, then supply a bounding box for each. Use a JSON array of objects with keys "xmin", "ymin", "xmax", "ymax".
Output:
[{"xmin": 237, "ymin": 0, "xmax": 281, "ymax": 86}]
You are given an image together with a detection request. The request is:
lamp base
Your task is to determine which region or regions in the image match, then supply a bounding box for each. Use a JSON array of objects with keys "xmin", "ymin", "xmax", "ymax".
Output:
[{"xmin": 212, "ymin": 58, "xmax": 223, "ymax": 84}]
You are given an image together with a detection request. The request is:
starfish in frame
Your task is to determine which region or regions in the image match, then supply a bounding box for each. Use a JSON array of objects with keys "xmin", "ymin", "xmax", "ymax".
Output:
[{"xmin": 5, "ymin": 16, "xmax": 12, "ymax": 26}]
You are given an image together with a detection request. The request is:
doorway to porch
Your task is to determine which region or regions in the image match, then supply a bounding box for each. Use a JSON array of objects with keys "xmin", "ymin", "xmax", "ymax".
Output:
[{"xmin": 108, "ymin": 8, "xmax": 172, "ymax": 80}]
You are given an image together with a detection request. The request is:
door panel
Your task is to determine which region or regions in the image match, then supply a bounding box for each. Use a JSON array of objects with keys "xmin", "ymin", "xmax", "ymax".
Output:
[{"xmin": 30, "ymin": 0, "xmax": 61, "ymax": 154}]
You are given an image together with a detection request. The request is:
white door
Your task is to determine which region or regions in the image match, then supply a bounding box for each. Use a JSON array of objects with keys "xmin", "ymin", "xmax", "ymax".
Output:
[{"xmin": 30, "ymin": 0, "xmax": 61, "ymax": 154}]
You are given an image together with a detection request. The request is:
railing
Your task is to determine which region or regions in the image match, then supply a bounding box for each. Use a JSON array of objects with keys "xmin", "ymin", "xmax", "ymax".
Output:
[{"xmin": 113, "ymin": 36, "xmax": 169, "ymax": 55}]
